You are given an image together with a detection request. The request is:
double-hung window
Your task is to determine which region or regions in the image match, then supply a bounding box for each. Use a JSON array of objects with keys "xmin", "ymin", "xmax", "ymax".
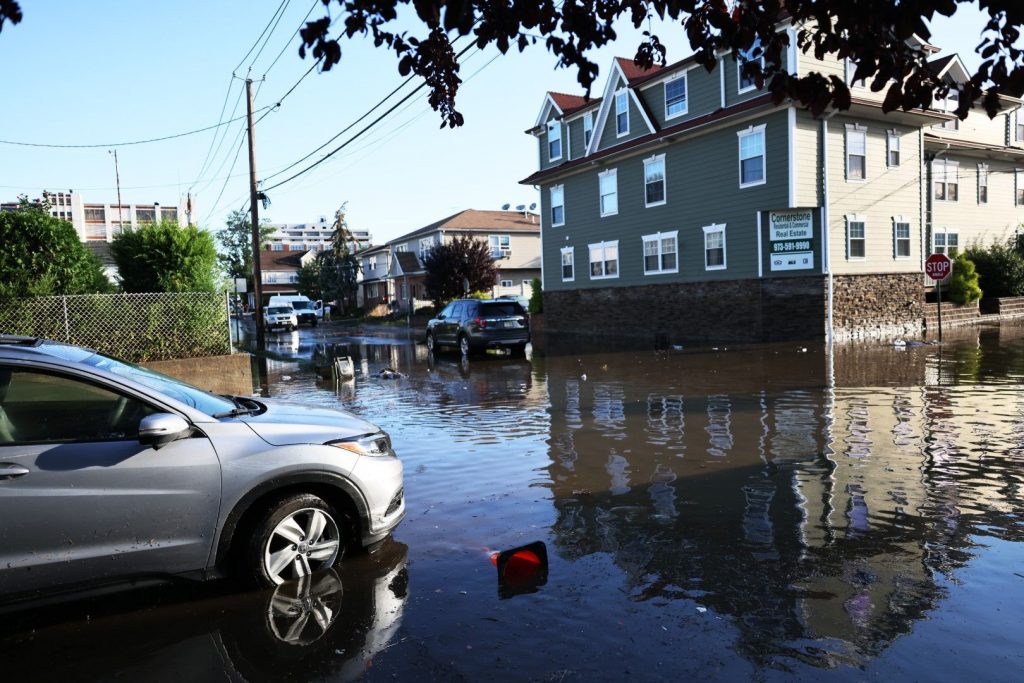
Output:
[
  {"xmin": 583, "ymin": 112, "xmax": 594, "ymax": 147},
  {"xmin": 934, "ymin": 160, "xmax": 959, "ymax": 201},
  {"xmin": 893, "ymin": 218, "xmax": 911, "ymax": 259},
  {"xmin": 560, "ymin": 246, "xmax": 575, "ymax": 282},
  {"xmin": 846, "ymin": 125, "xmax": 867, "ymax": 180},
  {"xmin": 887, "ymin": 130, "xmax": 900, "ymax": 167},
  {"xmin": 644, "ymin": 155, "xmax": 666, "ymax": 207},
  {"xmin": 489, "ymin": 234, "xmax": 511, "ymax": 258},
  {"xmin": 978, "ymin": 164, "xmax": 989, "ymax": 204},
  {"xmin": 846, "ymin": 216, "xmax": 866, "ymax": 259},
  {"xmin": 1017, "ymin": 169, "xmax": 1024, "ymax": 205},
  {"xmin": 738, "ymin": 39, "xmax": 763, "ymax": 93},
  {"xmin": 934, "ymin": 231, "xmax": 959, "ymax": 257},
  {"xmin": 738, "ymin": 124, "xmax": 766, "ymax": 188},
  {"xmin": 419, "ymin": 236, "xmax": 434, "ymax": 260},
  {"xmin": 547, "ymin": 121, "xmax": 562, "ymax": 161},
  {"xmin": 665, "ymin": 75, "xmax": 688, "ymax": 119},
  {"xmin": 642, "ymin": 231, "xmax": 678, "ymax": 275},
  {"xmin": 369, "ymin": 256, "xmax": 377, "ymax": 271},
  {"xmin": 550, "ymin": 185, "xmax": 565, "ymax": 226},
  {"xmin": 702, "ymin": 224, "xmax": 727, "ymax": 270},
  {"xmin": 599, "ymin": 169, "xmax": 618, "ymax": 216},
  {"xmin": 936, "ymin": 90, "xmax": 960, "ymax": 130},
  {"xmin": 589, "ymin": 241, "xmax": 619, "ymax": 279},
  {"xmin": 615, "ymin": 90, "xmax": 629, "ymax": 136}
]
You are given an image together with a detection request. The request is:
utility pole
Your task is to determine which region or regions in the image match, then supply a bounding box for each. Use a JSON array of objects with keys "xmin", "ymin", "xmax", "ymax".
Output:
[
  {"xmin": 245, "ymin": 78, "xmax": 266, "ymax": 348},
  {"xmin": 109, "ymin": 149, "xmax": 123, "ymax": 229}
]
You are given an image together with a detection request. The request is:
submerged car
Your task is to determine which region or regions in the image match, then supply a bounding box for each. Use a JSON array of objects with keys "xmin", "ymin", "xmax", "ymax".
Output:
[
  {"xmin": 0, "ymin": 336, "xmax": 405, "ymax": 598},
  {"xmin": 425, "ymin": 298, "xmax": 530, "ymax": 357}
]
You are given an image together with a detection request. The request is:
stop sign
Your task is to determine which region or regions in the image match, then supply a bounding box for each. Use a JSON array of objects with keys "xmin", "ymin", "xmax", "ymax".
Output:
[{"xmin": 926, "ymin": 253, "xmax": 952, "ymax": 281}]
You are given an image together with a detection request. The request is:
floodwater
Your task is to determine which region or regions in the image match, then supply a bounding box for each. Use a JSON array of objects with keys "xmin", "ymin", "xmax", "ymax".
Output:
[{"xmin": 4, "ymin": 321, "xmax": 1024, "ymax": 680}]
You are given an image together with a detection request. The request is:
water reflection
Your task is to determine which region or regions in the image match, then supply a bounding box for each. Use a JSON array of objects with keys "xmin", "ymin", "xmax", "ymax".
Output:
[{"xmin": 0, "ymin": 541, "xmax": 409, "ymax": 681}]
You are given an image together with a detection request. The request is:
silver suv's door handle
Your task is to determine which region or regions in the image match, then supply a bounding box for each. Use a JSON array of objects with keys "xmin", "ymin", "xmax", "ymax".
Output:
[{"xmin": 0, "ymin": 463, "xmax": 31, "ymax": 480}]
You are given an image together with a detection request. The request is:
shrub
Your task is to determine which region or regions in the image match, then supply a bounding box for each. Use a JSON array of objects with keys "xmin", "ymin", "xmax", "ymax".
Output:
[
  {"xmin": 947, "ymin": 253, "xmax": 982, "ymax": 305},
  {"xmin": 965, "ymin": 239, "xmax": 1024, "ymax": 299},
  {"xmin": 112, "ymin": 221, "xmax": 218, "ymax": 293},
  {"xmin": 528, "ymin": 276, "xmax": 543, "ymax": 314}
]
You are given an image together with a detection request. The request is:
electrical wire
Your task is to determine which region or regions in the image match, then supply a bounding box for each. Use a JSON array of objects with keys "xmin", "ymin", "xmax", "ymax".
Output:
[
  {"xmin": 248, "ymin": 0, "xmax": 293, "ymax": 72},
  {"xmin": 0, "ymin": 109, "xmax": 267, "ymax": 149},
  {"xmin": 233, "ymin": 0, "xmax": 290, "ymax": 73},
  {"xmin": 261, "ymin": 0, "xmax": 318, "ymax": 76}
]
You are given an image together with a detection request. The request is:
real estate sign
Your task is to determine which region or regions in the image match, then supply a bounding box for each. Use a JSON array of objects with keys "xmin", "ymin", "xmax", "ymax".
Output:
[{"xmin": 768, "ymin": 210, "xmax": 815, "ymax": 272}]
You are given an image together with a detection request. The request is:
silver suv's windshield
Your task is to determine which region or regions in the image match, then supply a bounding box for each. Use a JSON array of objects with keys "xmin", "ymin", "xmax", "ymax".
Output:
[
  {"xmin": 35, "ymin": 343, "xmax": 236, "ymax": 416},
  {"xmin": 268, "ymin": 307, "xmax": 292, "ymax": 315},
  {"xmin": 291, "ymin": 301, "xmax": 313, "ymax": 310}
]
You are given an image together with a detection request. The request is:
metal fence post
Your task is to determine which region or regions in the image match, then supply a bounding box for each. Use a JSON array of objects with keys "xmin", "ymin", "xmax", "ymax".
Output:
[
  {"xmin": 225, "ymin": 291, "xmax": 233, "ymax": 350},
  {"xmin": 62, "ymin": 296, "xmax": 70, "ymax": 342}
]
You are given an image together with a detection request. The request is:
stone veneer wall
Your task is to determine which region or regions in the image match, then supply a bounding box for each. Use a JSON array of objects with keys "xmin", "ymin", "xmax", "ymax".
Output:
[
  {"xmin": 830, "ymin": 273, "xmax": 925, "ymax": 341},
  {"xmin": 543, "ymin": 276, "xmax": 827, "ymax": 344}
]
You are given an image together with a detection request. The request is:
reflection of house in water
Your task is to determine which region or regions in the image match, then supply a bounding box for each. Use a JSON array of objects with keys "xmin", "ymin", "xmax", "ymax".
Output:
[{"xmin": 541, "ymin": 340, "xmax": 1024, "ymax": 667}]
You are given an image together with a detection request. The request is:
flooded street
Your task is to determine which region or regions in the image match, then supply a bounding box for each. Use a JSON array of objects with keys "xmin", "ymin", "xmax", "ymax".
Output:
[{"xmin": 5, "ymin": 322, "xmax": 1024, "ymax": 680}]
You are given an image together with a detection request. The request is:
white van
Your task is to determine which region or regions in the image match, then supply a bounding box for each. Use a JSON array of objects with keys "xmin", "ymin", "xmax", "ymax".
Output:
[{"xmin": 268, "ymin": 295, "xmax": 323, "ymax": 326}]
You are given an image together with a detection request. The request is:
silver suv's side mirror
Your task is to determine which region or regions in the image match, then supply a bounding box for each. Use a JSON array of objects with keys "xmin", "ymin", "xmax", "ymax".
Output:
[{"xmin": 139, "ymin": 413, "xmax": 191, "ymax": 449}]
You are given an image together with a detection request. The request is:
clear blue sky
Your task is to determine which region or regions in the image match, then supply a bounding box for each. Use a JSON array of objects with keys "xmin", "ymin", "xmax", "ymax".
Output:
[{"xmin": 0, "ymin": 1, "xmax": 991, "ymax": 243}]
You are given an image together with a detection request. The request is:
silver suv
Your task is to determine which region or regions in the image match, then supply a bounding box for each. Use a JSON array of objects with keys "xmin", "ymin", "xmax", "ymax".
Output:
[{"xmin": 0, "ymin": 336, "xmax": 405, "ymax": 597}]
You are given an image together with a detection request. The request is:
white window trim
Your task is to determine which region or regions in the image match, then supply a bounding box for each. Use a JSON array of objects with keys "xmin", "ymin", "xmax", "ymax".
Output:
[
  {"xmin": 1016, "ymin": 169, "xmax": 1024, "ymax": 206},
  {"xmin": 560, "ymin": 246, "xmax": 575, "ymax": 282},
  {"xmin": 702, "ymin": 223, "xmax": 727, "ymax": 271},
  {"xmin": 664, "ymin": 73, "xmax": 689, "ymax": 120},
  {"xmin": 737, "ymin": 124, "xmax": 767, "ymax": 189},
  {"xmin": 845, "ymin": 123, "xmax": 868, "ymax": 183},
  {"xmin": 644, "ymin": 154, "xmax": 667, "ymax": 208},
  {"xmin": 934, "ymin": 159, "xmax": 960, "ymax": 203},
  {"xmin": 978, "ymin": 163, "xmax": 989, "ymax": 204},
  {"xmin": 845, "ymin": 214, "xmax": 867, "ymax": 261},
  {"xmin": 500, "ymin": 279, "xmax": 514, "ymax": 288},
  {"xmin": 547, "ymin": 120, "xmax": 562, "ymax": 162},
  {"xmin": 550, "ymin": 184, "xmax": 565, "ymax": 227},
  {"xmin": 489, "ymin": 234, "xmax": 511, "ymax": 258},
  {"xmin": 615, "ymin": 89, "xmax": 630, "ymax": 138},
  {"xmin": 737, "ymin": 45, "xmax": 764, "ymax": 94},
  {"xmin": 588, "ymin": 240, "xmax": 620, "ymax": 280},
  {"xmin": 886, "ymin": 129, "xmax": 900, "ymax": 168},
  {"xmin": 892, "ymin": 215, "xmax": 912, "ymax": 260},
  {"xmin": 599, "ymin": 168, "xmax": 619, "ymax": 217},
  {"xmin": 641, "ymin": 230, "xmax": 679, "ymax": 275},
  {"xmin": 583, "ymin": 111, "xmax": 594, "ymax": 147}
]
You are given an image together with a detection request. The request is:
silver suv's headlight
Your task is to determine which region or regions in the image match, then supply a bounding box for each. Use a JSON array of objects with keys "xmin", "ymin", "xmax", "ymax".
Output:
[{"xmin": 326, "ymin": 432, "xmax": 394, "ymax": 456}]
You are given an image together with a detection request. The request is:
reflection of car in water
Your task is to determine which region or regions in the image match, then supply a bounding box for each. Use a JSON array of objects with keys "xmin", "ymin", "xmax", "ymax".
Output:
[
  {"xmin": 426, "ymin": 353, "xmax": 535, "ymax": 405},
  {"xmin": 0, "ymin": 541, "xmax": 409, "ymax": 681}
]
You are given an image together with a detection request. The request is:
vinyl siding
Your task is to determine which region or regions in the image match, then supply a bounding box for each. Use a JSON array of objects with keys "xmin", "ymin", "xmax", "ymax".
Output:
[
  {"xmin": 930, "ymin": 156, "xmax": 1023, "ymax": 249},
  {"xmin": 596, "ymin": 75, "xmax": 654, "ymax": 152},
  {"xmin": 825, "ymin": 115, "xmax": 922, "ymax": 274},
  {"xmin": 794, "ymin": 110, "xmax": 822, "ymax": 207},
  {"xmin": 723, "ymin": 43, "xmax": 791, "ymax": 107},
  {"xmin": 930, "ymin": 110, "xmax": 1010, "ymax": 147},
  {"xmin": 541, "ymin": 109, "xmax": 789, "ymax": 290},
  {"xmin": 567, "ymin": 116, "xmax": 585, "ymax": 161},
  {"xmin": 640, "ymin": 66, "xmax": 721, "ymax": 130},
  {"xmin": 538, "ymin": 108, "xmax": 565, "ymax": 171}
]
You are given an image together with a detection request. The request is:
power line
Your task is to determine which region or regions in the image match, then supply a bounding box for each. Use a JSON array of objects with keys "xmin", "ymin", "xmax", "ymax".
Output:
[
  {"xmin": 0, "ymin": 109, "xmax": 267, "ymax": 149},
  {"xmin": 262, "ymin": 0, "xmax": 319, "ymax": 76},
  {"xmin": 248, "ymin": 0, "xmax": 293, "ymax": 72},
  {"xmin": 189, "ymin": 76, "xmax": 240, "ymax": 192},
  {"xmin": 233, "ymin": 0, "xmax": 290, "ymax": 73}
]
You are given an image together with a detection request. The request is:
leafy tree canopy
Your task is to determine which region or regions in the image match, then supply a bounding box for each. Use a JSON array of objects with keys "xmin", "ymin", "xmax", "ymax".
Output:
[
  {"xmin": 288, "ymin": 0, "xmax": 1024, "ymax": 126},
  {"xmin": 319, "ymin": 205, "xmax": 362, "ymax": 310},
  {"xmin": 0, "ymin": 200, "xmax": 111, "ymax": 299},
  {"xmin": 216, "ymin": 209, "xmax": 276, "ymax": 287},
  {"xmin": 422, "ymin": 235, "xmax": 498, "ymax": 306},
  {"xmin": 111, "ymin": 221, "xmax": 219, "ymax": 293}
]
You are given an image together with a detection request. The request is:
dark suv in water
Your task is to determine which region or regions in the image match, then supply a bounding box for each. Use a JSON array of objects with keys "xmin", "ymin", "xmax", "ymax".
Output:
[{"xmin": 425, "ymin": 299, "xmax": 530, "ymax": 356}]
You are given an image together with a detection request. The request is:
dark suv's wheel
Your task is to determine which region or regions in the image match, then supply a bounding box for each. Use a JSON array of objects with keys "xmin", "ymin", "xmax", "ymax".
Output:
[
  {"xmin": 425, "ymin": 332, "xmax": 437, "ymax": 354},
  {"xmin": 244, "ymin": 493, "xmax": 347, "ymax": 587},
  {"xmin": 458, "ymin": 333, "xmax": 471, "ymax": 357}
]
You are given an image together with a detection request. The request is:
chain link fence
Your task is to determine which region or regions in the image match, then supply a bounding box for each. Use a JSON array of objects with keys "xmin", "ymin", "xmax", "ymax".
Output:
[{"xmin": 0, "ymin": 293, "xmax": 230, "ymax": 362}]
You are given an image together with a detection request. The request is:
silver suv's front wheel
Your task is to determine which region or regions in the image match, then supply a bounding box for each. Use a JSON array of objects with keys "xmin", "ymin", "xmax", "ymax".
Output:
[{"xmin": 246, "ymin": 494, "xmax": 346, "ymax": 586}]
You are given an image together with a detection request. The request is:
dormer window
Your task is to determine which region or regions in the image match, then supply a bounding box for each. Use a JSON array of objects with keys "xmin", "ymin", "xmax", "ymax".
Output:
[
  {"xmin": 547, "ymin": 121, "xmax": 562, "ymax": 161},
  {"xmin": 738, "ymin": 39, "xmax": 763, "ymax": 93},
  {"xmin": 665, "ymin": 74, "xmax": 688, "ymax": 119},
  {"xmin": 615, "ymin": 90, "xmax": 629, "ymax": 136},
  {"xmin": 583, "ymin": 112, "xmax": 594, "ymax": 147}
]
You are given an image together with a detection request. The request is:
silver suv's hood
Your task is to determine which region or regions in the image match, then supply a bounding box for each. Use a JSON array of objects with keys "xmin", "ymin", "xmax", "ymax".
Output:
[{"xmin": 240, "ymin": 399, "xmax": 381, "ymax": 446}]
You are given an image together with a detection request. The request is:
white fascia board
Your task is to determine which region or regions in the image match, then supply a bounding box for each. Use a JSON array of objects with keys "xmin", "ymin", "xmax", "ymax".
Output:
[
  {"xmin": 935, "ymin": 54, "xmax": 971, "ymax": 84},
  {"xmin": 533, "ymin": 94, "xmax": 563, "ymax": 130},
  {"xmin": 629, "ymin": 85, "xmax": 658, "ymax": 136},
  {"xmin": 586, "ymin": 60, "xmax": 629, "ymax": 156}
]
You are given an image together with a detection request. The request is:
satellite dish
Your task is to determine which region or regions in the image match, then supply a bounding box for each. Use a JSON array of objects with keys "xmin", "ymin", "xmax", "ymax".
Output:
[
  {"xmin": 515, "ymin": 204, "xmax": 526, "ymax": 211},
  {"xmin": 501, "ymin": 203, "xmax": 510, "ymax": 210},
  {"xmin": 529, "ymin": 202, "xmax": 537, "ymax": 211}
]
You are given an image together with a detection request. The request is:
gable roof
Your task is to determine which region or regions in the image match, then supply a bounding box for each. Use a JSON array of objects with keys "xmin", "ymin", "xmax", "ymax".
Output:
[
  {"xmin": 616, "ymin": 57, "xmax": 663, "ymax": 83},
  {"xmin": 390, "ymin": 209, "xmax": 540, "ymax": 244},
  {"xmin": 393, "ymin": 251, "xmax": 422, "ymax": 275},
  {"xmin": 586, "ymin": 57, "xmax": 660, "ymax": 155},
  {"xmin": 259, "ymin": 249, "xmax": 309, "ymax": 271}
]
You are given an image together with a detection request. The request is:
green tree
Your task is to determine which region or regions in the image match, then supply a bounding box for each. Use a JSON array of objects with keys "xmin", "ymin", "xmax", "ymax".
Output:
[
  {"xmin": 0, "ymin": 199, "xmax": 111, "ymax": 300},
  {"xmin": 947, "ymin": 252, "xmax": 982, "ymax": 306},
  {"xmin": 528, "ymin": 276, "xmax": 543, "ymax": 314},
  {"xmin": 291, "ymin": 0, "xmax": 1024, "ymax": 127},
  {"xmin": 111, "ymin": 221, "xmax": 219, "ymax": 293},
  {"xmin": 318, "ymin": 205, "xmax": 361, "ymax": 311},
  {"xmin": 296, "ymin": 258, "xmax": 324, "ymax": 300},
  {"xmin": 215, "ymin": 209, "xmax": 276, "ymax": 289},
  {"xmin": 965, "ymin": 239, "xmax": 1024, "ymax": 299},
  {"xmin": 422, "ymin": 235, "xmax": 498, "ymax": 307}
]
